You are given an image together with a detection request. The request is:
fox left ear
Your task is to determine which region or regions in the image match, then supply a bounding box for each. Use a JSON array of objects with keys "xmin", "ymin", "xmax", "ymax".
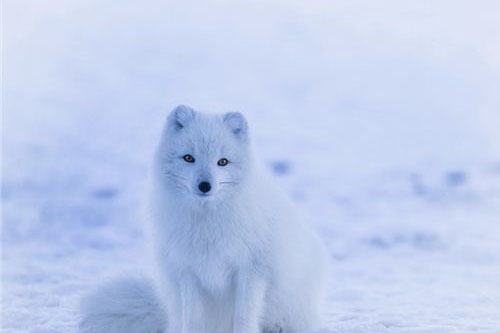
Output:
[
  {"xmin": 168, "ymin": 105, "xmax": 195, "ymax": 131},
  {"xmin": 223, "ymin": 112, "xmax": 248, "ymax": 138}
]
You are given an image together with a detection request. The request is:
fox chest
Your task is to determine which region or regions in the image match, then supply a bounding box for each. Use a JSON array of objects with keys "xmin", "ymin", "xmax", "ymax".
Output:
[
  {"xmin": 191, "ymin": 249, "xmax": 238, "ymax": 293},
  {"xmin": 167, "ymin": 231, "xmax": 252, "ymax": 293}
]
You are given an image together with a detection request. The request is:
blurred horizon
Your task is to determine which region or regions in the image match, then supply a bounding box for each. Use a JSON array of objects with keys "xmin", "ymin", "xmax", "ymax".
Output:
[{"xmin": 5, "ymin": 0, "xmax": 500, "ymax": 173}]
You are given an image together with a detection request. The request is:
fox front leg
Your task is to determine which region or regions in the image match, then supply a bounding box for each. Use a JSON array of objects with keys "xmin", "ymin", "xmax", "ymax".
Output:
[
  {"xmin": 233, "ymin": 268, "xmax": 266, "ymax": 333},
  {"xmin": 180, "ymin": 274, "xmax": 205, "ymax": 333}
]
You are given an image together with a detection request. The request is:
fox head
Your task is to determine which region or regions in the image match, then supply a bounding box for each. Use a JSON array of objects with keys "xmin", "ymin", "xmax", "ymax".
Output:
[{"xmin": 155, "ymin": 105, "xmax": 252, "ymax": 204}]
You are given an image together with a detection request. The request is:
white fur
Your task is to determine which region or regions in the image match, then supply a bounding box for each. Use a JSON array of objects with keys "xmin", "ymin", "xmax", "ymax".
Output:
[
  {"xmin": 80, "ymin": 105, "xmax": 327, "ymax": 333},
  {"xmin": 79, "ymin": 276, "xmax": 166, "ymax": 333}
]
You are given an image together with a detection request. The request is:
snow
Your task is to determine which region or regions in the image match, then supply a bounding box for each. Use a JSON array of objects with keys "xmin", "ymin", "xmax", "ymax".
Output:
[{"xmin": 2, "ymin": 0, "xmax": 500, "ymax": 332}]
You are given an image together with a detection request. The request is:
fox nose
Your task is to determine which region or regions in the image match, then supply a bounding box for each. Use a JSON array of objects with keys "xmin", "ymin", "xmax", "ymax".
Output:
[{"xmin": 198, "ymin": 181, "xmax": 211, "ymax": 193}]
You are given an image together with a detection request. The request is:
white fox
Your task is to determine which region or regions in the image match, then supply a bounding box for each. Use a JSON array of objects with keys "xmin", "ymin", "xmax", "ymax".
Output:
[{"xmin": 80, "ymin": 106, "xmax": 327, "ymax": 333}]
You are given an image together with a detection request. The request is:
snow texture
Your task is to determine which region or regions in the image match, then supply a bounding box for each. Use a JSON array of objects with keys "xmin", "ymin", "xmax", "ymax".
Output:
[{"xmin": 2, "ymin": 0, "xmax": 500, "ymax": 332}]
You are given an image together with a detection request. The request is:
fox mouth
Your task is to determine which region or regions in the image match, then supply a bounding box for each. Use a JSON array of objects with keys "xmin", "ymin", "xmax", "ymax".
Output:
[{"xmin": 196, "ymin": 192, "xmax": 214, "ymax": 198}]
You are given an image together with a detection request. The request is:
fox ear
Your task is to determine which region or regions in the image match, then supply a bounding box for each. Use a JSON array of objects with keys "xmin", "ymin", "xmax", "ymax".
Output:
[
  {"xmin": 223, "ymin": 112, "xmax": 248, "ymax": 138},
  {"xmin": 168, "ymin": 105, "xmax": 195, "ymax": 130}
]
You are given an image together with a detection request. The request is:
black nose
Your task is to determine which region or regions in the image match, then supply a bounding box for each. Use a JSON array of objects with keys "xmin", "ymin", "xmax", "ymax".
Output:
[{"xmin": 198, "ymin": 181, "xmax": 211, "ymax": 193}]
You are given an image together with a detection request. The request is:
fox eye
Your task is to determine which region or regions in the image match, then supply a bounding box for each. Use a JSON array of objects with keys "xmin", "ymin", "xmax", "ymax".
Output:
[
  {"xmin": 217, "ymin": 158, "xmax": 229, "ymax": 166},
  {"xmin": 183, "ymin": 154, "xmax": 195, "ymax": 163}
]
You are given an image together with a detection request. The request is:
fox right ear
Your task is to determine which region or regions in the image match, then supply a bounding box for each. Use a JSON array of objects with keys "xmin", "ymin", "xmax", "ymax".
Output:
[
  {"xmin": 168, "ymin": 105, "xmax": 195, "ymax": 131},
  {"xmin": 223, "ymin": 112, "xmax": 248, "ymax": 138}
]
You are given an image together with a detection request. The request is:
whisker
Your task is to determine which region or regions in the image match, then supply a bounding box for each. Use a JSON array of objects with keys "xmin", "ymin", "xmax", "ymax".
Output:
[{"xmin": 163, "ymin": 171, "xmax": 188, "ymax": 181}]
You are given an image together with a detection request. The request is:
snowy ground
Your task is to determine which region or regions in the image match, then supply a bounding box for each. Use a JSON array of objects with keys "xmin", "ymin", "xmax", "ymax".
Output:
[{"xmin": 2, "ymin": 1, "xmax": 500, "ymax": 332}]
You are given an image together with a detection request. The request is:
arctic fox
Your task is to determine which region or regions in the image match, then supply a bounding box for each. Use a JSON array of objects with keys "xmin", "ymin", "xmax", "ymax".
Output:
[{"xmin": 80, "ymin": 105, "xmax": 327, "ymax": 333}]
